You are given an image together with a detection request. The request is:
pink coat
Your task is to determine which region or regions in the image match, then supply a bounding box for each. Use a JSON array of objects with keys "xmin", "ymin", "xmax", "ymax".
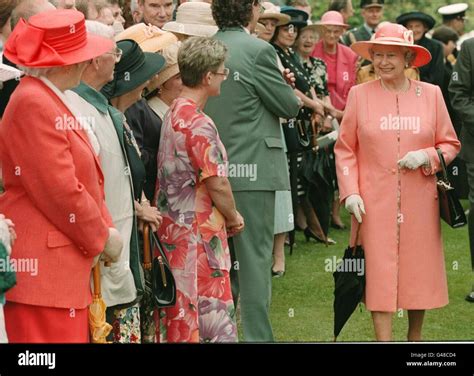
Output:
[
  {"xmin": 335, "ymin": 79, "xmax": 460, "ymax": 312},
  {"xmin": 0, "ymin": 77, "xmax": 112, "ymax": 309},
  {"xmin": 311, "ymin": 41, "xmax": 357, "ymax": 110}
]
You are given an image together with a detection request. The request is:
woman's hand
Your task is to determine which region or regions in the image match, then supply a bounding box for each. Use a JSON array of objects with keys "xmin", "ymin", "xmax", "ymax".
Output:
[
  {"xmin": 103, "ymin": 227, "xmax": 123, "ymax": 263},
  {"xmin": 282, "ymin": 68, "xmax": 296, "ymax": 88},
  {"xmin": 312, "ymin": 101, "xmax": 325, "ymax": 117},
  {"xmin": 135, "ymin": 200, "xmax": 162, "ymax": 232},
  {"xmin": 226, "ymin": 211, "xmax": 245, "ymax": 237},
  {"xmin": 345, "ymin": 195, "xmax": 366, "ymax": 223},
  {"xmin": 398, "ymin": 150, "xmax": 429, "ymax": 170}
]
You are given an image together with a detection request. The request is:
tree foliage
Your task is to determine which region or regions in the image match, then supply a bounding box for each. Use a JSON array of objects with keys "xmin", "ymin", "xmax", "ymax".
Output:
[{"xmin": 307, "ymin": 0, "xmax": 473, "ymax": 32}]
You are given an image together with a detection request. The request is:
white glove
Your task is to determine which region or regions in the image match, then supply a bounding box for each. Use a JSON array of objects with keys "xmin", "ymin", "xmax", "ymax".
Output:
[
  {"xmin": 102, "ymin": 227, "xmax": 123, "ymax": 263},
  {"xmin": 398, "ymin": 150, "xmax": 429, "ymax": 170},
  {"xmin": 0, "ymin": 216, "xmax": 12, "ymax": 255},
  {"xmin": 345, "ymin": 194, "xmax": 366, "ymax": 224}
]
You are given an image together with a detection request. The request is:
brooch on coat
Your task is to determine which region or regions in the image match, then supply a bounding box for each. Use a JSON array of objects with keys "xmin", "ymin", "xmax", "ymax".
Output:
[{"xmin": 415, "ymin": 86, "xmax": 422, "ymax": 97}]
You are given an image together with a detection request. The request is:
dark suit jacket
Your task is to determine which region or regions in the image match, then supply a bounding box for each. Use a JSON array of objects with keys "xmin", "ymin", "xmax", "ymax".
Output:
[
  {"xmin": 417, "ymin": 36, "xmax": 445, "ymax": 87},
  {"xmin": 125, "ymin": 98, "xmax": 162, "ymax": 201},
  {"xmin": 0, "ymin": 56, "xmax": 19, "ymax": 118},
  {"xmin": 449, "ymin": 37, "xmax": 474, "ymax": 162}
]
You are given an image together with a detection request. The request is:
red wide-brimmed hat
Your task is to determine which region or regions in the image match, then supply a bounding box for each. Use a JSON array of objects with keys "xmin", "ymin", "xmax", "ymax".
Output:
[
  {"xmin": 4, "ymin": 9, "xmax": 114, "ymax": 68},
  {"xmin": 351, "ymin": 22, "xmax": 432, "ymax": 68}
]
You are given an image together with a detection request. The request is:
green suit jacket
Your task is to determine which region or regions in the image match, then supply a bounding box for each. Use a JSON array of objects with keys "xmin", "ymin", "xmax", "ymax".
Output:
[
  {"xmin": 342, "ymin": 25, "xmax": 372, "ymax": 46},
  {"xmin": 205, "ymin": 27, "xmax": 300, "ymax": 192}
]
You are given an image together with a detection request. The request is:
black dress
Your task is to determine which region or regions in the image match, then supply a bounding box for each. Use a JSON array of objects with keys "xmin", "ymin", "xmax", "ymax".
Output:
[{"xmin": 125, "ymin": 98, "xmax": 162, "ymax": 201}]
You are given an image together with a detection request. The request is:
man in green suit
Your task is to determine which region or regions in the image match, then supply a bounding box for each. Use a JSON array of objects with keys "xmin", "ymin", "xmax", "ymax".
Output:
[
  {"xmin": 206, "ymin": 0, "xmax": 300, "ymax": 341},
  {"xmin": 342, "ymin": 0, "xmax": 384, "ymax": 47}
]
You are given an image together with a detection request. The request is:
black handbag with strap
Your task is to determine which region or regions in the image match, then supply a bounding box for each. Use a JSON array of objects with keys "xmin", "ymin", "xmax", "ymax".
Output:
[
  {"xmin": 143, "ymin": 225, "xmax": 176, "ymax": 308},
  {"xmin": 283, "ymin": 119, "xmax": 313, "ymax": 153},
  {"xmin": 436, "ymin": 148, "xmax": 467, "ymax": 228}
]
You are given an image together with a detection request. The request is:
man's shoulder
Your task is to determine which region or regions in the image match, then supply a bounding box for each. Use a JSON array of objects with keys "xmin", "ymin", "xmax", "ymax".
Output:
[{"xmin": 215, "ymin": 28, "xmax": 271, "ymax": 53}]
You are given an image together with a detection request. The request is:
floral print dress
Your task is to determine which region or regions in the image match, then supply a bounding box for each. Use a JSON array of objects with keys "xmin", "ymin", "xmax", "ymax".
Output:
[{"xmin": 155, "ymin": 97, "xmax": 237, "ymax": 343}]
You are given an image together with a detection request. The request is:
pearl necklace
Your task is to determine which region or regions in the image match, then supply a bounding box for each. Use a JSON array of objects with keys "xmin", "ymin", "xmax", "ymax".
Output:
[{"xmin": 380, "ymin": 78, "xmax": 410, "ymax": 93}]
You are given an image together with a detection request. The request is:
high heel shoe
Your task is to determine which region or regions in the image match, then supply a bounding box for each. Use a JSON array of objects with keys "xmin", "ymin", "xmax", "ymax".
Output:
[{"xmin": 304, "ymin": 227, "xmax": 337, "ymax": 246}]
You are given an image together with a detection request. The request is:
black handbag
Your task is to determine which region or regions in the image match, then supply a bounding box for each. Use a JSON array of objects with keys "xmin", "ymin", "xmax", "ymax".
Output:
[
  {"xmin": 283, "ymin": 118, "xmax": 313, "ymax": 153},
  {"xmin": 436, "ymin": 148, "xmax": 467, "ymax": 228},
  {"xmin": 143, "ymin": 224, "xmax": 176, "ymax": 308}
]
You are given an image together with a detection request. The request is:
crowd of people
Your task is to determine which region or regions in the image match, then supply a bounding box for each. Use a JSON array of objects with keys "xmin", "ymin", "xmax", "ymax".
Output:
[{"xmin": 0, "ymin": 0, "xmax": 473, "ymax": 343}]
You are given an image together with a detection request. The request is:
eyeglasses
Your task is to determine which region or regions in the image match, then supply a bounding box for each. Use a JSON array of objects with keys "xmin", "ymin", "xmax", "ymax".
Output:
[
  {"xmin": 105, "ymin": 47, "xmax": 123, "ymax": 62},
  {"xmin": 212, "ymin": 67, "xmax": 230, "ymax": 80}
]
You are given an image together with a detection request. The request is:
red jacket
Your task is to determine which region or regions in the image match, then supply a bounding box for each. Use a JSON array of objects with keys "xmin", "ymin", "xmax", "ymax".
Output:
[
  {"xmin": 311, "ymin": 41, "xmax": 358, "ymax": 110},
  {"xmin": 0, "ymin": 77, "xmax": 112, "ymax": 309}
]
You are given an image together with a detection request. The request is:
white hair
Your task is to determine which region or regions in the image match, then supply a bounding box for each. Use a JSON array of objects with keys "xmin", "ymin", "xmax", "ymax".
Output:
[
  {"xmin": 85, "ymin": 20, "xmax": 115, "ymax": 39},
  {"xmin": 17, "ymin": 65, "xmax": 64, "ymax": 78},
  {"xmin": 130, "ymin": 0, "xmax": 139, "ymax": 13}
]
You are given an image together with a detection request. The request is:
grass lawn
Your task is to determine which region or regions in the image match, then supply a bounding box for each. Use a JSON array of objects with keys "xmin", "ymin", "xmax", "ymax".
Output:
[{"xmin": 269, "ymin": 201, "xmax": 474, "ymax": 342}]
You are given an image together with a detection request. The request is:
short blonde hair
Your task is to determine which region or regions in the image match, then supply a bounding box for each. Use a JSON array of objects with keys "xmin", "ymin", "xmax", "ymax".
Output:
[{"xmin": 178, "ymin": 36, "xmax": 227, "ymax": 88}]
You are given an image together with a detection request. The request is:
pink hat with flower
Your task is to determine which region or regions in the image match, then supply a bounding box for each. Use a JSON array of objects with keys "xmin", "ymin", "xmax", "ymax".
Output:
[{"xmin": 351, "ymin": 22, "xmax": 432, "ymax": 67}]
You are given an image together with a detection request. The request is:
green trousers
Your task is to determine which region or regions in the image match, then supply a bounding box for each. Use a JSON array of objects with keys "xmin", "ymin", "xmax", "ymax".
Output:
[{"xmin": 232, "ymin": 191, "xmax": 275, "ymax": 342}]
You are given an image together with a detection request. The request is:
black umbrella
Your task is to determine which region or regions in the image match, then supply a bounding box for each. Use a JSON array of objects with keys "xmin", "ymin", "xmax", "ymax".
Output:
[
  {"xmin": 140, "ymin": 224, "xmax": 157, "ymax": 343},
  {"xmin": 333, "ymin": 225, "xmax": 365, "ymax": 340}
]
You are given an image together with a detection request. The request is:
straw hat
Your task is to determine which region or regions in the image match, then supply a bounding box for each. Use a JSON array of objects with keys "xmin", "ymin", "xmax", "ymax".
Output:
[
  {"xmin": 115, "ymin": 23, "xmax": 178, "ymax": 52},
  {"xmin": 162, "ymin": 2, "xmax": 218, "ymax": 37},
  {"xmin": 259, "ymin": 2, "xmax": 291, "ymax": 26},
  {"xmin": 156, "ymin": 42, "xmax": 181, "ymax": 87},
  {"xmin": 351, "ymin": 23, "xmax": 432, "ymax": 68},
  {"xmin": 4, "ymin": 9, "xmax": 114, "ymax": 68}
]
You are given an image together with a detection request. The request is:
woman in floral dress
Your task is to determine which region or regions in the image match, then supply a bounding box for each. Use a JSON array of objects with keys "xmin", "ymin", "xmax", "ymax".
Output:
[{"xmin": 155, "ymin": 37, "xmax": 244, "ymax": 343}]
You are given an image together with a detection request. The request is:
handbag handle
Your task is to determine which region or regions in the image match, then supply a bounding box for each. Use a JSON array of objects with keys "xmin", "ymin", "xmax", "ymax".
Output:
[
  {"xmin": 351, "ymin": 222, "xmax": 362, "ymax": 249},
  {"xmin": 436, "ymin": 148, "xmax": 449, "ymax": 183},
  {"xmin": 143, "ymin": 223, "xmax": 152, "ymax": 271}
]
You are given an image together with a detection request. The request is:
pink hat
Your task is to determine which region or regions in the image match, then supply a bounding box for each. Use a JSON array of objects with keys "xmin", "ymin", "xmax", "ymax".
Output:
[
  {"xmin": 4, "ymin": 9, "xmax": 114, "ymax": 68},
  {"xmin": 351, "ymin": 23, "xmax": 432, "ymax": 68},
  {"xmin": 315, "ymin": 11, "xmax": 349, "ymax": 29}
]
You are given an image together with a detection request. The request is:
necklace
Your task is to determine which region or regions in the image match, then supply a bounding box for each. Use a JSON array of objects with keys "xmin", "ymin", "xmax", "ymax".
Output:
[{"xmin": 380, "ymin": 78, "xmax": 410, "ymax": 93}]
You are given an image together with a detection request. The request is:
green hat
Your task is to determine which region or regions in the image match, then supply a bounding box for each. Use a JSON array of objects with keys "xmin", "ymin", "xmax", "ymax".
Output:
[
  {"xmin": 102, "ymin": 39, "xmax": 166, "ymax": 99},
  {"xmin": 360, "ymin": 0, "xmax": 384, "ymax": 9},
  {"xmin": 279, "ymin": 6, "xmax": 308, "ymax": 28}
]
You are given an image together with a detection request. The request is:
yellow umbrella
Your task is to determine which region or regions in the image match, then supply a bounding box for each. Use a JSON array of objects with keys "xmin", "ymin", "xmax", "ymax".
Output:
[{"xmin": 89, "ymin": 263, "xmax": 112, "ymax": 343}]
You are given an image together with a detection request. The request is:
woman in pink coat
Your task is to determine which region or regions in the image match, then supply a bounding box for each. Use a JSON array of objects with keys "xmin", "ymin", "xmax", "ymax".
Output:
[
  {"xmin": 335, "ymin": 23, "xmax": 461, "ymax": 341},
  {"xmin": 0, "ymin": 9, "xmax": 123, "ymax": 343}
]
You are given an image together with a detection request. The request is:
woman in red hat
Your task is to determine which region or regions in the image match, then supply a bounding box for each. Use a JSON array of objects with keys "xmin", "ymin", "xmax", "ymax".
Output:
[
  {"xmin": 0, "ymin": 9, "xmax": 124, "ymax": 343},
  {"xmin": 335, "ymin": 23, "xmax": 460, "ymax": 341}
]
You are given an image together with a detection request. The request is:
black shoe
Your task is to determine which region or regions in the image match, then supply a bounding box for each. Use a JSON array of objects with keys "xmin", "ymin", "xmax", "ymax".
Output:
[
  {"xmin": 304, "ymin": 228, "xmax": 337, "ymax": 246},
  {"xmin": 331, "ymin": 221, "xmax": 346, "ymax": 230},
  {"xmin": 465, "ymin": 292, "xmax": 474, "ymax": 303}
]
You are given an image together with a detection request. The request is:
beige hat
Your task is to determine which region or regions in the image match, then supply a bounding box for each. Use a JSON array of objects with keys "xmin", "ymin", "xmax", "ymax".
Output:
[
  {"xmin": 259, "ymin": 2, "xmax": 291, "ymax": 26},
  {"xmin": 115, "ymin": 23, "xmax": 178, "ymax": 52},
  {"xmin": 156, "ymin": 42, "xmax": 181, "ymax": 87},
  {"xmin": 255, "ymin": 22, "xmax": 266, "ymax": 36},
  {"xmin": 162, "ymin": 2, "xmax": 218, "ymax": 37}
]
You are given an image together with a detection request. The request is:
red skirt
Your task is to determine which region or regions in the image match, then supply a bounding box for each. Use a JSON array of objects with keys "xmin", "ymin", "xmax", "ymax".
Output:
[{"xmin": 4, "ymin": 301, "xmax": 89, "ymax": 343}]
